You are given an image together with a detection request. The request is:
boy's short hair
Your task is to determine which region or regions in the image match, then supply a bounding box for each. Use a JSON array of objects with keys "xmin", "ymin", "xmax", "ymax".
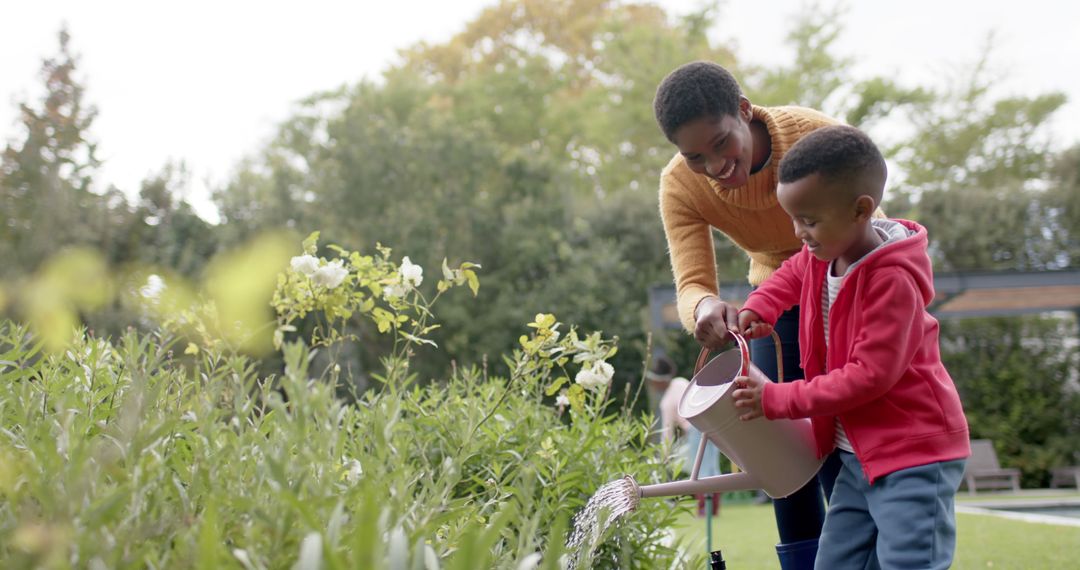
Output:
[
  {"xmin": 653, "ymin": 61, "xmax": 743, "ymax": 141},
  {"xmin": 778, "ymin": 125, "xmax": 887, "ymax": 204}
]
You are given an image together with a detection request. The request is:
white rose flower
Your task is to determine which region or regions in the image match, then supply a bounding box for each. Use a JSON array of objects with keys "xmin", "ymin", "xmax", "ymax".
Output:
[
  {"xmin": 312, "ymin": 259, "xmax": 348, "ymax": 288},
  {"xmin": 345, "ymin": 458, "xmax": 363, "ymax": 483},
  {"xmin": 575, "ymin": 368, "xmax": 604, "ymax": 389},
  {"xmin": 400, "ymin": 256, "xmax": 423, "ymax": 288},
  {"xmin": 555, "ymin": 394, "xmax": 570, "ymax": 407},
  {"xmin": 595, "ymin": 360, "xmax": 614, "ymax": 382},
  {"xmin": 383, "ymin": 282, "xmax": 407, "ymax": 300},
  {"xmin": 290, "ymin": 254, "xmax": 320, "ymax": 276},
  {"xmin": 574, "ymin": 360, "xmax": 614, "ymax": 390}
]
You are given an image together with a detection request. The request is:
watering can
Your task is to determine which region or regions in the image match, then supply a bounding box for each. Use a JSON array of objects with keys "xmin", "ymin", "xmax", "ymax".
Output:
[{"xmin": 627, "ymin": 331, "xmax": 823, "ymax": 500}]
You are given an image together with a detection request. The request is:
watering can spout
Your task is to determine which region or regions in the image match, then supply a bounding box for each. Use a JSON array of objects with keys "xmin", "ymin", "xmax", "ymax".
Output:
[{"xmin": 626, "ymin": 472, "xmax": 758, "ymax": 500}]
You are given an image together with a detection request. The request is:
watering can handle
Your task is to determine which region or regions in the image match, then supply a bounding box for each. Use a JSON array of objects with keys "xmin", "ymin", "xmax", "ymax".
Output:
[{"xmin": 692, "ymin": 329, "xmax": 784, "ymax": 383}]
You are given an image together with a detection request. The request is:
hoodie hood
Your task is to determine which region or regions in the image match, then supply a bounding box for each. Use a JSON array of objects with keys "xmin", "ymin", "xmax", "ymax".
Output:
[{"xmin": 854, "ymin": 218, "xmax": 934, "ymax": 307}]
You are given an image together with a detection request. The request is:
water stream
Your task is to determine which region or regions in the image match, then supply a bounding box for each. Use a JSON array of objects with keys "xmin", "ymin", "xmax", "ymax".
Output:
[{"xmin": 564, "ymin": 476, "xmax": 640, "ymax": 569}]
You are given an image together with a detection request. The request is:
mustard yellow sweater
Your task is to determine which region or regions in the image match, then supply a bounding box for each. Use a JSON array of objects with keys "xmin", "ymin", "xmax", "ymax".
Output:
[{"xmin": 659, "ymin": 105, "xmax": 840, "ymax": 332}]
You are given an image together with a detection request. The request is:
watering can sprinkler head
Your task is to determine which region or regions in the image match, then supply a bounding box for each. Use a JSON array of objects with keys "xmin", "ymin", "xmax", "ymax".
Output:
[{"xmin": 621, "ymin": 475, "xmax": 642, "ymax": 510}]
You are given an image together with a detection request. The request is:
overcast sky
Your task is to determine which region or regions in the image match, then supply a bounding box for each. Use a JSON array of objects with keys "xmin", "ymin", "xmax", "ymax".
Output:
[{"xmin": 3, "ymin": 0, "xmax": 1078, "ymax": 223}]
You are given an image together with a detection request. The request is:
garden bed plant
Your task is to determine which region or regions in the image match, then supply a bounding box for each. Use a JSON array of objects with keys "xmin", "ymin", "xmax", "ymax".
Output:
[{"xmin": 0, "ymin": 235, "xmax": 698, "ymax": 569}]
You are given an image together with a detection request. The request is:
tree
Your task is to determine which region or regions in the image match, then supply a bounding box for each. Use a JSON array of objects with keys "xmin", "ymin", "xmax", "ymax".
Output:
[
  {"xmin": 0, "ymin": 29, "xmax": 223, "ymax": 345},
  {"xmin": 884, "ymin": 41, "xmax": 1068, "ymax": 271},
  {"xmin": 0, "ymin": 28, "xmax": 102, "ymax": 277},
  {"xmin": 1045, "ymin": 144, "xmax": 1080, "ymax": 266},
  {"xmin": 212, "ymin": 1, "xmax": 744, "ymax": 384},
  {"xmin": 127, "ymin": 162, "xmax": 219, "ymax": 275}
]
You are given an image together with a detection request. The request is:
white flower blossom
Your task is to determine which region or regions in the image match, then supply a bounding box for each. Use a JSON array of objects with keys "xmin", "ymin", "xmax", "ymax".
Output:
[
  {"xmin": 383, "ymin": 282, "xmax": 407, "ymax": 300},
  {"xmin": 295, "ymin": 532, "xmax": 323, "ymax": 570},
  {"xmin": 517, "ymin": 553, "xmax": 543, "ymax": 570},
  {"xmin": 233, "ymin": 549, "xmax": 254, "ymax": 570},
  {"xmin": 345, "ymin": 459, "xmax": 363, "ymax": 483},
  {"xmin": 400, "ymin": 256, "xmax": 423, "ymax": 288},
  {"xmin": 312, "ymin": 259, "xmax": 348, "ymax": 288},
  {"xmin": 575, "ymin": 368, "xmax": 605, "ymax": 389},
  {"xmin": 555, "ymin": 394, "xmax": 570, "ymax": 407},
  {"xmin": 574, "ymin": 360, "xmax": 614, "ymax": 390},
  {"xmin": 290, "ymin": 254, "xmax": 320, "ymax": 276}
]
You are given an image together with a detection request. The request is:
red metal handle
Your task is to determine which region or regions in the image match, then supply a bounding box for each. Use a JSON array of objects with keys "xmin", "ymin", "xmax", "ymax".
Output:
[{"xmin": 692, "ymin": 330, "xmax": 783, "ymax": 382}]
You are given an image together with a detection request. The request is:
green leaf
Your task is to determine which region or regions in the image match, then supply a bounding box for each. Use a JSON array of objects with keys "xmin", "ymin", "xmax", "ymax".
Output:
[
  {"xmin": 464, "ymin": 270, "xmax": 479, "ymax": 297},
  {"xmin": 302, "ymin": 231, "xmax": 321, "ymax": 255},
  {"xmin": 197, "ymin": 501, "xmax": 224, "ymax": 568},
  {"xmin": 567, "ymin": 384, "xmax": 586, "ymax": 414},
  {"xmin": 545, "ymin": 377, "xmax": 568, "ymax": 396}
]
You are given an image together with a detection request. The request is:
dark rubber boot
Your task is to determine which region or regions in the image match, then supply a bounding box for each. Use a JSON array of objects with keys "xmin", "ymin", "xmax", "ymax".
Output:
[{"xmin": 775, "ymin": 538, "xmax": 819, "ymax": 570}]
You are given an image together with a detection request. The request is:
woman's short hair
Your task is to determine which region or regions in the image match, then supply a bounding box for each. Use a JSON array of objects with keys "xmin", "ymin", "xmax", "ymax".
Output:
[{"xmin": 654, "ymin": 61, "xmax": 743, "ymax": 141}]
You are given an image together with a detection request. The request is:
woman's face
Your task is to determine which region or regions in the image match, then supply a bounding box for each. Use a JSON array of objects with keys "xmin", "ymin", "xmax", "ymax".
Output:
[{"xmin": 671, "ymin": 98, "xmax": 755, "ymax": 189}]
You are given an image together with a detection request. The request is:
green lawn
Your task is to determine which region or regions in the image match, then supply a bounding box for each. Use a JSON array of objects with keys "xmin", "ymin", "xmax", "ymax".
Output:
[{"xmin": 673, "ymin": 496, "xmax": 1080, "ymax": 569}]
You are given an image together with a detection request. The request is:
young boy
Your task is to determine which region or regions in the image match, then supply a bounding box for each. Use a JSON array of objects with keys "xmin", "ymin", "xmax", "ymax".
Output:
[{"xmin": 731, "ymin": 125, "xmax": 971, "ymax": 569}]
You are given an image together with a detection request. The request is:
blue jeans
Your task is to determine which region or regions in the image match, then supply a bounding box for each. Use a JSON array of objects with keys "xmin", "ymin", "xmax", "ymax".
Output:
[
  {"xmin": 749, "ymin": 306, "xmax": 832, "ymax": 545},
  {"xmin": 816, "ymin": 451, "xmax": 966, "ymax": 570}
]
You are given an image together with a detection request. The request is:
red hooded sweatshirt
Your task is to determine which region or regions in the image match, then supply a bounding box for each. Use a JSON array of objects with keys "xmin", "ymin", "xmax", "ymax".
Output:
[{"xmin": 742, "ymin": 219, "xmax": 970, "ymax": 484}]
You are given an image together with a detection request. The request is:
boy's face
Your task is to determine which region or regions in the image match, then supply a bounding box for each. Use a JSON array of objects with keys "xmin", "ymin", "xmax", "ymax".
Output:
[
  {"xmin": 777, "ymin": 173, "xmax": 863, "ymax": 263},
  {"xmin": 672, "ymin": 98, "xmax": 755, "ymax": 189}
]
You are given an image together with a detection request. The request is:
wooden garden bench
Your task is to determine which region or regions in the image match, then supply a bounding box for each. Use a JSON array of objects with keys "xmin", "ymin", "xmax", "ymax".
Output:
[
  {"xmin": 1050, "ymin": 465, "xmax": 1080, "ymax": 489},
  {"xmin": 961, "ymin": 439, "xmax": 1021, "ymax": 495}
]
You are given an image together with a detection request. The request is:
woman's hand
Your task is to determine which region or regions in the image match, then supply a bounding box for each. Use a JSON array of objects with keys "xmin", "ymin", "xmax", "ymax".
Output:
[
  {"xmin": 737, "ymin": 309, "xmax": 773, "ymax": 339},
  {"xmin": 694, "ymin": 297, "xmax": 739, "ymax": 350}
]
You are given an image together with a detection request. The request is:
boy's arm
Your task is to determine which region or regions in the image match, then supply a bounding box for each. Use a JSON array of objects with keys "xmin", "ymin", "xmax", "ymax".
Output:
[
  {"xmin": 740, "ymin": 250, "xmax": 808, "ymax": 325},
  {"xmin": 762, "ymin": 268, "xmax": 924, "ymax": 419}
]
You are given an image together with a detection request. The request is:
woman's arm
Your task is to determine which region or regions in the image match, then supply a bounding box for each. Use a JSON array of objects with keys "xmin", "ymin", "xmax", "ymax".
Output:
[{"xmin": 660, "ymin": 174, "xmax": 741, "ymax": 347}]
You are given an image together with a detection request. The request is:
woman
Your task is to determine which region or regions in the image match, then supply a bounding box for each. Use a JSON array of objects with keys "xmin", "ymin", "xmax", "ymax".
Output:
[{"xmin": 653, "ymin": 60, "xmax": 844, "ymax": 570}]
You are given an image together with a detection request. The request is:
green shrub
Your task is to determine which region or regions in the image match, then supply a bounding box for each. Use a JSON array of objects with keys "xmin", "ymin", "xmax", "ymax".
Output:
[
  {"xmin": 0, "ymin": 237, "xmax": 699, "ymax": 569},
  {"xmin": 942, "ymin": 315, "xmax": 1080, "ymax": 487}
]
